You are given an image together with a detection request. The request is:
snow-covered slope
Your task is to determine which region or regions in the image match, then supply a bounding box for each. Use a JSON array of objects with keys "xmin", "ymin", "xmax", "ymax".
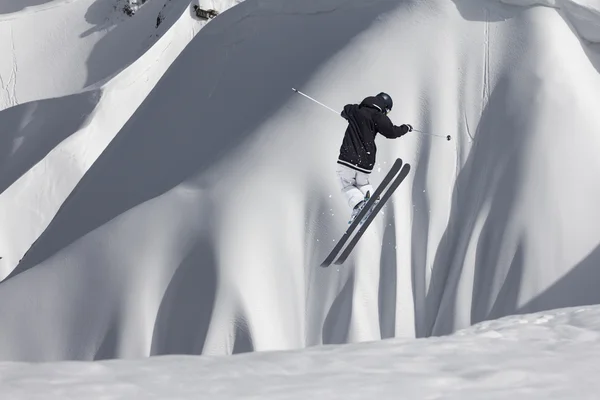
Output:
[
  {"xmin": 501, "ymin": 0, "xmax": 600, "ymax": 41},
  {"xmin": 0, "ymin": 0, "xmax": 196, "ymax": 110},
  {"xmin": 2, "ymin": 305, "xmax": 600, "ymax": 399},
  {"xmin": 0, "ymin": 0, "xmax": 229, "ymax": 278},
  {"xmin": 1, "ymin": 0, "xmax": 600, "ymax": 363}
]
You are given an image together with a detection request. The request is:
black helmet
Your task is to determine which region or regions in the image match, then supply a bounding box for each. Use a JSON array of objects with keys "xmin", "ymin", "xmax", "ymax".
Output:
[{"xmin": 376, "ymin": 92, "xmax": 393, "ymax": 113}]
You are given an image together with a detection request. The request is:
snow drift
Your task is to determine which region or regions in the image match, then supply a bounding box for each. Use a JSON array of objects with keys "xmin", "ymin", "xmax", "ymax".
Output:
[
  {"xmin": 1, "ymin": 0, "xmax": 600, "ymax": 362},
  {"xmin": 1, "ymin": 305, "xmax": 600, "ymax": 399}
]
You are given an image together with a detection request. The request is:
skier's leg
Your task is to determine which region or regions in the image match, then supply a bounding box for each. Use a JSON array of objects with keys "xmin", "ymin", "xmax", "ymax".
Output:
[
  {"xmin": 354, "ymin": 171, "xmax": 377, "ymax": 223},
  {"xmin": 356, "ymin": 171, "xmax": 374, "ymax": 199},
  {"xmin": 336, "ymin": 164, "xmax": 365, "ymax": 209}
]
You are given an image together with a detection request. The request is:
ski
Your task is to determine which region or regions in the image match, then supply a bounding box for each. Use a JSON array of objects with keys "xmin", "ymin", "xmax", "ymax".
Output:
[
  {"xmin": 334, "ymin": 162, "xmax": 411, "ymax": 265},
  {"xmin": 320, "ymin": 158, "xmax": 404, "ymax": 268}
]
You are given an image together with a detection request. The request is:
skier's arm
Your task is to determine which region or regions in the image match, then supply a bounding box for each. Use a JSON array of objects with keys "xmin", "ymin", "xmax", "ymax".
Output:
[{"xmin": 374, "ymin": 113, "xmax": 411, "ymax": 138}]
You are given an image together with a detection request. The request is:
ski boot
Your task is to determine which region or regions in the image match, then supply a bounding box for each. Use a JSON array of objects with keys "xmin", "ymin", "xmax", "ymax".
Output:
[
  {"xmin": 348, "ymin": 191, "xmax": 375, "ymax": 225},
  {"xmin": 358, "ymin": 191, "xmax": 377, "ymax": 225},
  {"xmin": 349, "ymin": 200, "xmax": 366, "ymax": 225}
]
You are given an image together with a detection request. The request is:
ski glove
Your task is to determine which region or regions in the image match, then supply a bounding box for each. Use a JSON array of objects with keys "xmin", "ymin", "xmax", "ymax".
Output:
[
  {"xmin": 341, "ymin": 110, "xmax": 349, "ymax": 120},
  {"xmin": 400, "ymin": 124, "xmax": 413, "ymax": 134}
]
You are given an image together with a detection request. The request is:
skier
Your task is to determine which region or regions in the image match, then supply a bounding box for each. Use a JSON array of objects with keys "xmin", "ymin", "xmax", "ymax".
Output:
[{"xmin": 337, "ymin": 92, "xmax": 413, "ymax": 223}]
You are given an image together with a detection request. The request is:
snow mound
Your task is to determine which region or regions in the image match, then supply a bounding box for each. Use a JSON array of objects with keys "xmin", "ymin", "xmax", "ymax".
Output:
[{"xmin": 1, "ymin": 305, "xmax": 599, "ymax": 399}]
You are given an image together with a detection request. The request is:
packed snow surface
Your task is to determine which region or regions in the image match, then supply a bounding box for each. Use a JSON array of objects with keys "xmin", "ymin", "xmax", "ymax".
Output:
[
  {"xmin": 1, "ymin": 305, "xmax": 600, "ymax": 399},
  {"xmin": 1, "ymin": 0, "xmax": 600, "ymax": 377}
]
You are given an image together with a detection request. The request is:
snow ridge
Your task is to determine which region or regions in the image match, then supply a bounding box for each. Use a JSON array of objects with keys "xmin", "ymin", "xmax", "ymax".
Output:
[{"xmin": 501, "ymin": 0, "xmax": 600, "ymax": 42}]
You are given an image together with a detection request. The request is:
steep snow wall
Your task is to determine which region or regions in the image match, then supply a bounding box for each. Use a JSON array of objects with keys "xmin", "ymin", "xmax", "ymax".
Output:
[
  {"xmin": 0, "ymin": 0, "xmax": 194, "ymax": 110},
  {"xmin": 0, "ymin": 1, "xmax": 214, "ymax": 279},
  {"xmin": 0, "ymin": 0, "xmax": 600, "ymax": 361}
]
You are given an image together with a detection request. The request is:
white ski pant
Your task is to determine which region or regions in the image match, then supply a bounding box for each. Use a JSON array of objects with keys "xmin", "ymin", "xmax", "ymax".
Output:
[{"xmin": 336, "ymin": 163, "xmax": 374, "ymax": 209}]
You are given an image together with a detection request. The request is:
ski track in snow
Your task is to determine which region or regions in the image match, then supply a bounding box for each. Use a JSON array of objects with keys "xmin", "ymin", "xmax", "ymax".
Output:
[
  {"xmin": 9, "ymin": 25, "xmax": 18, "ymax": 107},
  {"xmin": 0, "ymin": 25, "xmax": 19, "ymax": 108},
  {"xmin": 482, "ymin": 7, "xmax": 490, "ymax": 127}
]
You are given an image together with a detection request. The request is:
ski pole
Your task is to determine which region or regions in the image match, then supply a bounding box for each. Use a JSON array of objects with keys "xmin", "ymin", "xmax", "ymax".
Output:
[
  {"xmin": 292, "ymin": 88, "xmax": 339, "ymax": 116},
  {"xmin": 413, "ymin": 128, "xmax": 452, "ymax": 141},
  {"xmin": 292, "ymin": 88, "xmax": 452, "ymax": 141}
]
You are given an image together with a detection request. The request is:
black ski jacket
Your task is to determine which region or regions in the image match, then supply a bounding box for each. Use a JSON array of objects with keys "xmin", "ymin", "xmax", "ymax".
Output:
[{"xmin": 338, "ymin": 96, "xmax": 409, "ymax": 174}]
